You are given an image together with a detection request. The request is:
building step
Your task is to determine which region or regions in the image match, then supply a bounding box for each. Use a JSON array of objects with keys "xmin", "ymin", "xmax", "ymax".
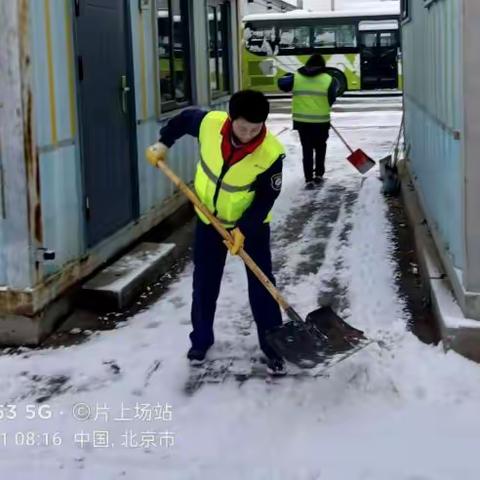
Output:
[{"xmin": 80, "ymin": 242, "xmax": 176, "ymax": 311}]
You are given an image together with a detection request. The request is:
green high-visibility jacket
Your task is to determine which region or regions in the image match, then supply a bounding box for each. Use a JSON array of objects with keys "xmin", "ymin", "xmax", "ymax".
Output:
[
  {"xmin": 194, "ymin": 111, "xmax": 284, "ymax": 228},
  {"xmin": 292, "ymin": 72, "xmax": 333, "ymax": 124}
]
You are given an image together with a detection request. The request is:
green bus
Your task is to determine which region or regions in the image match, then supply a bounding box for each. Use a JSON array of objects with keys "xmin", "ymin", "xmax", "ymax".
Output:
[{"xmin": 242, "ymin": 8, "xmax": 402, "ymax": 95}]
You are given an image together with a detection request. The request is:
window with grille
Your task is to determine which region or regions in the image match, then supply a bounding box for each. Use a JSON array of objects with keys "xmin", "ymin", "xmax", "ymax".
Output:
[
  {"xmin": 156, "ymin": 0, "xmax": 192, "ymax": 112},
  {"xmin": 207, "ymin": 0, "xmax": 232, "ymax": 99}
]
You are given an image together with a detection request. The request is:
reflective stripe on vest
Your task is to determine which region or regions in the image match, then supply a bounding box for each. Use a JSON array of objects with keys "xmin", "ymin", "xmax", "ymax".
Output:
[
  {"xmin": 199, "ymin": 158, "xmax": 254, "ymax": 193},
  {"xmin": 292, "ymin": 72, "xmax": 333, "ymax": 124},
  {"xmin": 195, "ymin": 111, "xmax": 284, "ymax": 227}
]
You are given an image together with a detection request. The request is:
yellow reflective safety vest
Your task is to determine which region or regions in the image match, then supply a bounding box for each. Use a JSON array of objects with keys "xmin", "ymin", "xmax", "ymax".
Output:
[
  {"xmin": 194, "ymin": 111, "xmax": 284, "ymax": 228},
  {"xmin": 292, "ymin": 72, "xmax": 333, "ymax": 123}
]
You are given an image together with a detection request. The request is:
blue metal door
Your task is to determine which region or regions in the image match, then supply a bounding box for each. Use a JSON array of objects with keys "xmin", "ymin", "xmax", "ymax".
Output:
[{"xmin": 75, "ymin": 0, "xmax": 138, "ymax": 247}]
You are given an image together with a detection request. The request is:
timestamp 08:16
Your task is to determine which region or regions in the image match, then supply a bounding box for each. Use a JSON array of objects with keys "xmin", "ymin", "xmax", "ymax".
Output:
[{"xmin": 0, "ymin": 431, "xmax": 63, "ymax": 447}]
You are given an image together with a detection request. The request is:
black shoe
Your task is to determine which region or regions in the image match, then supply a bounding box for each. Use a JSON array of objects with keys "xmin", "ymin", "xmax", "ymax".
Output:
[
  {"xmin": 313, "ymin": 176, "xmax": 324, "ymax": 184},
  {"xmin": 187, "ymin": 347, "xmax": 207, "ymax": 366},
  {"xmin": 305, "ymin": 181, "xmax": 315, "ymax": 190},
  {"xmin": 266, "ymin": 357, "xmax": 287, "ymax": 376}
]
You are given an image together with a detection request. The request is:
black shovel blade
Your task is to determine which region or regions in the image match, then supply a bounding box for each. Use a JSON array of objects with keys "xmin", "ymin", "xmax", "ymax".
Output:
[
  {"xmin": 266, "ymin": 320, "xmax": 329, "ymax": 369},
  {"xmin": 306, "ymin": 306, "xmax": 366, "ymax": 355}
]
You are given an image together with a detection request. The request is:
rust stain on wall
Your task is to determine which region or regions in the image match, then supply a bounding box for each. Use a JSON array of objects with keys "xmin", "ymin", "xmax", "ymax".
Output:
[{"xmin": 19, "ymin": 0, "xmax": 43, "ymax": 259}]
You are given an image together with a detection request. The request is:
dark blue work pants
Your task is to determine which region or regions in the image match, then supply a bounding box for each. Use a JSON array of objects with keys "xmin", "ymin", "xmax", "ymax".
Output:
[
  {"xmin": 190, "ymin": 220, "xmax": 282, "ymax": 359},
  {"xmin": 296, "ymin": 122, "xmax": 330, "ymax": 181}
]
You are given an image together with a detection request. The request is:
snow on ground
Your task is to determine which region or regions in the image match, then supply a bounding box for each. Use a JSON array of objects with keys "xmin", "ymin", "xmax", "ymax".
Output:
[{"xmin": 1, "ymin": 103, "xmax": 480, "ymax": 479}]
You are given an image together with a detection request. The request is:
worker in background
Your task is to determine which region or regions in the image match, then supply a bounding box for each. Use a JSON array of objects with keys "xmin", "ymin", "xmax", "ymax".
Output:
[
  {"xmin": 146, "ymin": 90, "xmax": 287, "ymax": 376},
  {"xmin": 278, "ymin": 54, "xmax": 338, "ymax": 189}
]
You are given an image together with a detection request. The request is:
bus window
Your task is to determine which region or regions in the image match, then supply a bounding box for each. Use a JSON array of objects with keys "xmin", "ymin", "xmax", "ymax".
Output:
[
  {"xmin": 313, "ymin": 28, "xmax": 335, "ymax": 48},
  {"xmin": 278, "ymin": 26, "xmax": 311, "ymax": 52},
  {"xmin": 244, "ymin": 25, "xmax": 278, "ymax": 56},
  {"xmin": 313, "ymin": 25, "xmax": 357, "ymax": 49},
  {"xmin": 379, "ymin": 32, "xmax": 397, "ymax": 47},
  {"xmin": 361, "ymin": 32, "xmax": 377, "ymax": 48}
]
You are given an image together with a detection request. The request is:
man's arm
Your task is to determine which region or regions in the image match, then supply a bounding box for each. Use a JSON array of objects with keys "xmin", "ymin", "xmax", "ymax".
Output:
[
  {"xmin": 277, "ymin": 73, "xmax": 294, "ymax": 93},
  {"xmin": 328, "ymin": 78, "xmax": 339, "ymax": 106},
  {"xmin": 159, "ymin": 108, "xmax": 208, "ymax": 147},
  {"xmin": 236, "ymin": 155, "xmax": 284, "ymax": 236}
]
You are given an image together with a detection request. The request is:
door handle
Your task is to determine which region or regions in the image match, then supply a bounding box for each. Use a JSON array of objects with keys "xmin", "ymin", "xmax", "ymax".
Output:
[{"xmin": 120, "ymin": 75, "xmax": 130, "ymax": 114}]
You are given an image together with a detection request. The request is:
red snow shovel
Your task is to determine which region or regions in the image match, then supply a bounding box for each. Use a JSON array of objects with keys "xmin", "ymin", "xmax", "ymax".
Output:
[
  {"xmin": 331, "ymin": 124, "xmax": 376, "ymax": 175},
  {"xmin": 148, "ymin": 154, "xmax": 367, "ymax": 369}
]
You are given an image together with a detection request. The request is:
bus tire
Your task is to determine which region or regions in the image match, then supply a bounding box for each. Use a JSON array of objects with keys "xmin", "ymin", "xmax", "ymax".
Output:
[{"xmin": 325, "ymin": 68, "xmax": 347, "ymax": 96}]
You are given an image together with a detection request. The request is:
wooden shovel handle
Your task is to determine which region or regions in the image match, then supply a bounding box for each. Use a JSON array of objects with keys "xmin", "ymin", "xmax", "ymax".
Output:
[
  {"xmin": 154, "ymin": 160, "xmax": 291, "ymax": 312},
  {"xmin": 330, "ymin": 124, "xmax": 354, "ymax": 154}
]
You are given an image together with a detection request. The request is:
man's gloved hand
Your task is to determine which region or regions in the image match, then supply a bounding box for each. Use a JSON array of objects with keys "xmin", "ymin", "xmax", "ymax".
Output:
[
  {"xmin": 224, "ymin": 227, "xmax": 245, "ymax": 256},
  {"xmin": 146, "ymin": 142, "xmax": 168, "ymax": 167}
]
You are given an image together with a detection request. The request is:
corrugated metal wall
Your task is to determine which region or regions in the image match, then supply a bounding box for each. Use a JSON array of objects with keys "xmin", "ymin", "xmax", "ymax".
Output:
[
  {"xmin": 0, "ymin": 0, "xmax": 239, "ymax": 297},
  {"xmin": 463, "ymin": 1, "xmax": 480, "ymax": 295},
  {"xmin": 1, "ymin": 1, "xmax": 39, "ymax": 289},
  {"xmin": 29, "ymin": 0, "xmax": 84, "ymax": 278},
  {"xmin": 402, "ymin": 0, "xmax": 464, "ymax": 269},
  {"xmin": 23, "ymin": 0, "xmax": 237, "ymax": 284},
  {"xmin": 0, "ymin": 139, "xmax": 6, "ymax": 285},
  {"xmin": 0, "ymin": 148, "xmax": 5, "ymax": 285}
]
